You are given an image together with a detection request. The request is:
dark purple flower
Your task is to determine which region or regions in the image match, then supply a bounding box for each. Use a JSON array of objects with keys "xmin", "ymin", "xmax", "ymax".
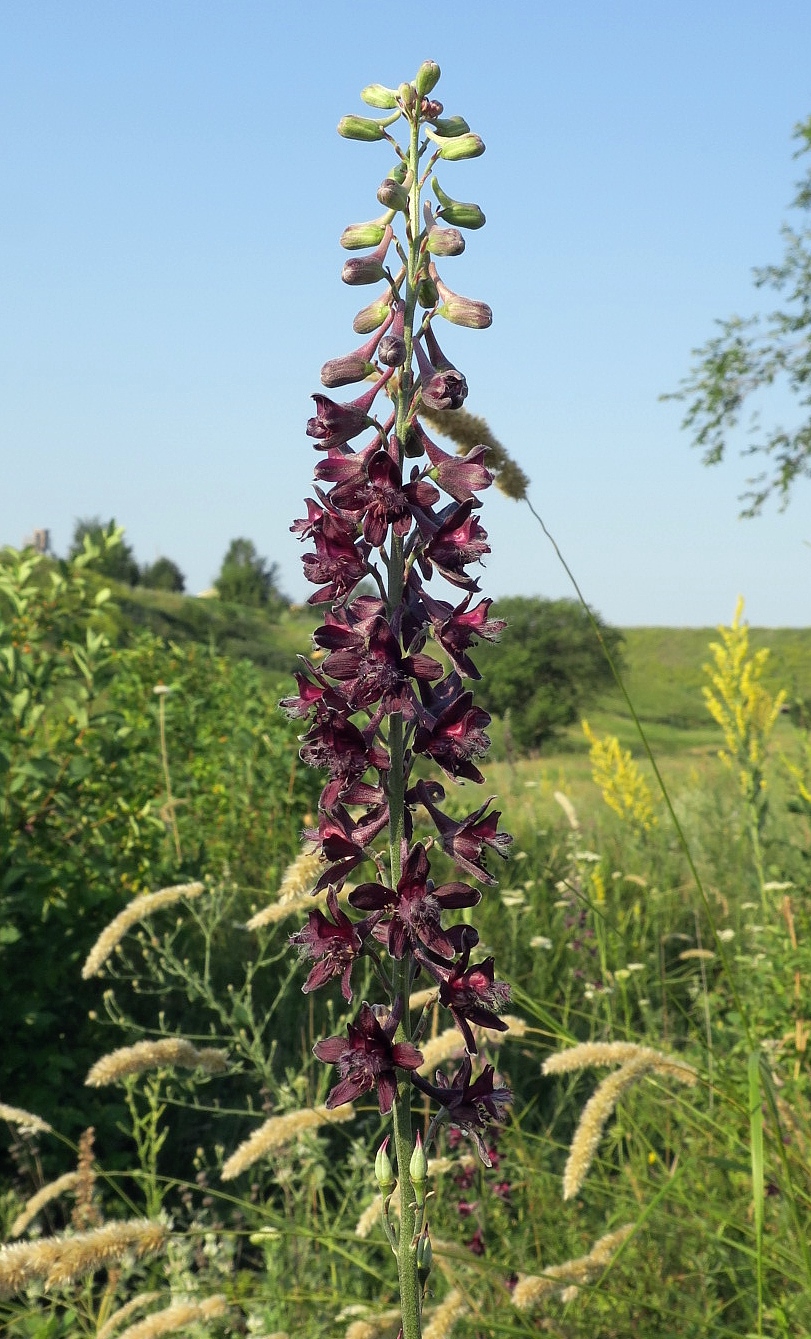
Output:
[
  {"xmin": 326, "ymin": 448, "xmax": 440, "ymax": 548},
  {"xmin": 413, "ymin": 1054, "xmax": 511, "ymax": 1164},
  {"xmin": 306, "ymin": 368, "xmax": 394, "ymax": 451},
  {"xmin": 413, "ymin": 422, "xmax": 493, "ymax": 503},
  {"xmin": 414, "ymin": 673, "xmax": 491, "ymax": 783},
  {"xmin": 301, "ymin": 512, "xmax": 370, "ymax": 605},
  {"xmin": 429, "ymin": 940, "xmax": 510, "ymax": 1053},
  {"xmin": 313, "ymin": 1000, "xmax": 423, "ymax": 1114},
  {"xmin": 417, "ymin": 589, "xmax": 505, "ymax": 679},
  {"xmin": 290, "ymin": 889, "xmax": 373, "ymax": 1002},
  {"xmin": 466, "ymin": 1227, "xmax": 486, "ymax": 1256},
  {"xmin": 421, "ymin": 499, "xmax": 490, "ymax": 589},
  {"xmin": 348, "ymin": 842, "xmax": 480, "ymax": 961},
  {"xmin": 310, "ymin": 803, "xmax": 390, "ymax": 892},
  {"xmin": 415, "ymin": 780, "xmax": 511, "ymax": 884},
  {"xmin": 299, "ymin": 711, "xmax": 389, "ymax": 810},
  {"xmin": 414, "ymin": 328, "xmax": 468, "ymax": 411},
  {"xmin": 315, "ymin": 611, "xmax": 442, "ymax": 714}
]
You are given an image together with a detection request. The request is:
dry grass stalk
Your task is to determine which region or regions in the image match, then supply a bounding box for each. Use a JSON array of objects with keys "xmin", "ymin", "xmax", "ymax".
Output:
[
  {"xmin": 10, "ymin": 1171, "xmax": 80, "ymax": 1238},
  {"xmin": 0, "ymin": 1219, "xmax": 167, "ymax": 1295},
  {"xmin": 96, "ymin": 1291, "xmax": 163, "ymax": 1339},
  {"xmin": 86, "ymin": 1039, "xmax": 228, "ymax": 1087},
  {"xmin": 82, "ymin": 882, "xmax": 205, "ymax": 978},
  {"xmin": 421, "ymin": 1288, "xmax": 468, "ymax": 1339},
  {"xmin": 221, "ymin": 1103, "xmax": 355, "ymax": 1180},
  {"xmin": 114, "ymin": 1293, "xmax": 228, "ymax": 1338},
  {"xmin": 561, "ymin": 1054, "xmax": 696, "ymax": 1200},
  {"xmin": 511, "ymin": 1223, "xmax": 634, "ymax": 1310},
  {"xmin": 0, "ymin": 1103, "xmax": 51, "ymax": 1135}
]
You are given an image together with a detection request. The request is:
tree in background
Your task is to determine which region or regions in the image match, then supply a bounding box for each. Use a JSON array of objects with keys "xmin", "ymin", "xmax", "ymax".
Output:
[
  {"xmin": 214, "ymin": 537, "xmax": 285, "ymax": 608},
  {"xmin": 474, "ymin": 596, "xmax": 622, "ymax": 752},
  {"xmin": 141, "ymin": 555, "xmax": 186, "ymax": 592},
  {"xmin": 68, "ymin": 516, "xmax": 141, "ymax": 585},
  {"xmin": 665, "ymin": 114, "xmax": 811, "ymax": 515}
]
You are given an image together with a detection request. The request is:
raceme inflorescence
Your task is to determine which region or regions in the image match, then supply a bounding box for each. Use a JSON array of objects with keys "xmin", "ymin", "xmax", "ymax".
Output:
[{"xmin": 282, "ymin": 61, "xmax": 512, "ymax": 1339}]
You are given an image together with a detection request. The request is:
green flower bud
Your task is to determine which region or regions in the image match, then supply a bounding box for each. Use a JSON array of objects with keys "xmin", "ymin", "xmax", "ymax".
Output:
[
  {"xmin": 353, "ymin": 294, "xmax": 392, "ymax": 335},
  {"xmin": 375, "ymin": 1137, "xmax": 396, "ymax": 1193},
  {"xmin": 432, "ymin": 115, "xmax": 470, "ymax": 138},
  {"xmin": 432, "ymin": 263, "xmax": 492, "ymax": 329},
  {"xmin": 427, "ymin": 130, "xmax": 486, "ymax": 161},
  {"xmin": 431, "ymin": 177, "xmax": 486, "ymax": 230},
  {"xmin": 337, "ymin": 115, "xmax": 386, "ymax": 142},
  {"xmin": 426, "ymin": 225, "xmax": 465, "ymax": 257},
  {"xmin": 416, "ymin": 1227, "xmax": 433, "ymax": 1283},
  {"xmin": 409, "ymin": 1132, "xmax": 427, "ymax": 1186},
  {"xmin": 399, "ymin": 82, "xmax": 417, "ymax": 111},
  {"xmin": 361, "ymin": 84, "xmax": 399, "ymax": 110},
  {"xmin": 340, "ymin": 213, "xmax": 394, "ymax": 250},
  {"xmin": 377, "ymin": 178, "xmax": 409, "ymax": 212},
  {"xmin": 389, "ymin": 160, "xmax": 409, "ymax": 185},
  {"xmin": 415, "ymin": 61, "xmax": 441, "ymax": 95},
  {"xmin": 417, "ymin": 277, "xmax": 439, "ymax": 308}
]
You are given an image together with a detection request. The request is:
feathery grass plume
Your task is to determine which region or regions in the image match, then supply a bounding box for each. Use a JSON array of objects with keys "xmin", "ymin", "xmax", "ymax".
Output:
[
  {"xmin": 82, "ymin": 882, "xmax": 205, "ymax": 978},
  {"xmin": 97, "ymin": 1291, "xmax": 163, "ymax": 1339},
  {"xmin": 582, "ymin": 721, "xmax": 658, "ymax": 830},
  {"xmin": 345, "ymin": 1307, "xmax": 402, "ymax": 1339},
  {"xmin": 561, "ymin": 1054, "xmax": 696, "ymax": 1200},
  {"xmin": 86, "ymin": 1039, "xmax": 228, "ymax": 1087},
  {"xmin": 511, "ymin": 1223, "xmax": 634, "ymax": 1310},
  {"xmin": 0, "ymin": 1103, "xmax": 51, "ymax": 1135},
  {"xmin": 72, "ymin": 1126, "xmax": 102, "ymax": 1230},
  {"xmin": 421, "ymin": 1288, "xmax": 468, "ymax": 1339},
  {"xmin": 10, "ymin": 1171, "xmax": 79, "ymax": 1238},
  {"xmin": 114, "ymin": 1293, "xmax": 228, "ymax": 1339},
  {"xmin": 417, "ymin": 1028, "xmax": 465, "ymax": 1075},
  {"xmin": 355, "ymin": 1191, "xmax": 401, "ymax": 1238},
  {"xmin": 246, "ymin": 850, "xmax": 324, "ymax": 930},
  {"xmin": 419, "ymin": 405, "xmax": 529, "ymax": 500},
  {"xmin": 542, "ymin": 1040, "xmax": 697, "ymax": 1077},
  {"xmin": 221, "ymin": 1103, "xmax": 355, "ymax": 1180},
  {"xmin": 408, "ymin": 987, "xmax": 437, "ymax": 1011},
  {"xmin": 553, "ymin": 789, "xmax": 580, "ymax": 830},
  {"xmin": 0, "ymin": 1219, "xmax": 167, "ymax": 1295}
]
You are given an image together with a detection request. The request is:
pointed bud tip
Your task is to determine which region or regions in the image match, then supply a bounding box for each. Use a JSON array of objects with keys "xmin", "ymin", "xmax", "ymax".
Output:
[{"xmin": 415, "ymin": 61, "xmax": 441, "ymax": 96}]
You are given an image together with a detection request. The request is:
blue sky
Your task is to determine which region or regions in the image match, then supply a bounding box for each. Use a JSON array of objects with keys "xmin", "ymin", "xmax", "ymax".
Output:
[{"xmin": 2, "ymin": 0, "xmax": 811, "ymax": 625}]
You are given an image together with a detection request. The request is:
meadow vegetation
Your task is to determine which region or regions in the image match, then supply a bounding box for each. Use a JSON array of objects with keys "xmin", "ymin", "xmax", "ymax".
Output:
[{"xmin": 1, "ymin": 536, "xmax": 810, "ymax": 1337}]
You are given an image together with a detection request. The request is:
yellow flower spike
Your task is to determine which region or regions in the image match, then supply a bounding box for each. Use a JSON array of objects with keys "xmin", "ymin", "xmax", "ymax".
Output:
[{"xmin": 582, "ymin": 721, "xmax": 658, "ymax": 831}]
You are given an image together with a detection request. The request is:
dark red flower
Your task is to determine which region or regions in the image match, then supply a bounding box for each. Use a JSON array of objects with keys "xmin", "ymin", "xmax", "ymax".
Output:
[
  {"xmin": 306, "ymin": 369, "xmax": 394, "ymax": 451},
  {"xmin": 415, "ymin": 780, "xmax": 511, "ymax": 884},
  {"xmin": 299, "ymin": 711, "xmax": 389, "ymax": 810},
  {"xmin": 290, "ymin": 890, "xmax": 373, "ymax": 1002},
  {"xmin": 421, "ymin": 499, "xmax": 490, "ymax": 589},
  {"xmin": 466, "ymin": 1227, "xmax": 486, "ymax": 1256},
  {"xmin": 313, "ymin": 1000, "xmax": 423, "ymax": 1114},
  {"xmin": 414, "ymin": 328, "xmax": 468, "ymax": 411},
  {"xmin": 310, "ymin": 803, "xmax": 390, "ymax": 892},
  {"xmin": 429, "ymin": 940, "xmax": 510, "ymax": 1053},
  {"xmin": 301, "ymin": 512, "xmax": 370, "ymax": 605},
  {"xmin": 327, "ymin": 448, "xmax": 440, "ymax": 548},
  {"xmin": 413, "ymin": 1054, "xmax": 511, "ymax": 1164},
  {"xmin": 315, "ymin": 611, "xmax": 442, "ymax": 715},
  {"xmin": 348, "ymin": 842, "xmax": 480, "ymax": 961},
  {"xmin": 414, "ymin": 673, "xmax": 491, "ymax": 783}
]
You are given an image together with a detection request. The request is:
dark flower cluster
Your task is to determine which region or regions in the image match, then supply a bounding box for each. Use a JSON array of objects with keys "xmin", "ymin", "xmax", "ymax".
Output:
[{"xmin": 284, "ymin": 63, "xmax": 513, "ymax": 1160}]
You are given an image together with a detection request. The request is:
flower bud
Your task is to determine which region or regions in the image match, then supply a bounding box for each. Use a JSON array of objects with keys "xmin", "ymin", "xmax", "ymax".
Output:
[
  {"xmin": 375, "ymin": 1137, "xmax": 396, "ymax": 1194},
  {"xmin": 353, "ymin": 294, "xmax": 392, "ymax": 335},
  {"xmin": 337, "ymin": 115, "xmax": 386, "ymax": 142},
  {"xmin": 432, "ymin": 115, "xmax": 470, "ymax": 138},
  {"xmin": 430, "ymin": 132, "xmax": 486, "ymax": 161},
  {"xmin": 409, "ymin": 1132, "xmax": 428, "ymax": 1194},
  {"xmin": 361, "ymin": 84, "xmax": 399, "ymax": 110},
  {"xmin": 417, "ymin": 277, "xmax": 439, "ymax": 308},
  {"xmin": 378, "ymin": 303, "xmax": 406, "ymax": 367},
  {"xmin": 342, "ymin": 256, "xmax": 386, "ymax": 286},
  {"xmin": 320, "ymin": 318, "xmax": 393, "ymax": 388},
  {"xmin": 431, "ymin": 264, "xmax": 492, "ymax": 329},
  {"xmin": 426, "ymin": 226, "xmax": 465, "ymax": 257},
  {"xmin": 377, "ymin": 178, "xmax": 409, "ymax": 212},
  {"xmin": 340, "ymin": 213, "xmax": 394, "ymax": 250},
  {"xmin": 416, "ymin": 1227, "xmax": 433, "ymax": 1282},
  {"xmin": 398, "ymin": 82, "xmax": 417, "ymax": 111},
  {"xmin": 415, "ymin": 61, "xmax": 441, "ymax": 95},
  {"xmin": 431, "ymin": 177, "xmax": 486, "ymax": 230}
]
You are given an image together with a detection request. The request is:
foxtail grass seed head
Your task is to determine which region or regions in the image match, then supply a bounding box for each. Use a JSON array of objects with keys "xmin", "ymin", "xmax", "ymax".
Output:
[
  {"xmin": 10, "ymin": 1171, "xmax": 80, "ymax": 1238},
  {"xmin": 422, "ymin": 1289, "xmax": 468, "ymax": 1339},
  {"xmin": 0, "ymin": 1103, "xmax": 51, "ymax": 1135},
  {"xmin": 511, "ymin": 1223, "xmax": 634, "ymax": 1310},
  {"xmin": 115, "ymin": 1294, "xmax": 228, "ymax": 1339},
  {"xmin": 221, "ymin": 1103, "xmax": 355, "ymax": 1180},
  {"xmin": 417, "ymin": 1028, "xmax": 466, "ymax": 1075},
  {"xmin": 558, "ymin": 1053, "xmax": 696, "ymax": 1200},
  {"xmin": 0, "ymin": 1220, "xmax": 166, "ymax": 1296},
  {"xmin": 82, "ymin": 882, "xmax": 204, "ymax": 978},
  {"xmin": 86, "ymin": 1039, "xmax": 228, "ymax": 1087},
  {"xmin": 97, "ymin": 1292, "xmax": 163, "ymax": 1339}
]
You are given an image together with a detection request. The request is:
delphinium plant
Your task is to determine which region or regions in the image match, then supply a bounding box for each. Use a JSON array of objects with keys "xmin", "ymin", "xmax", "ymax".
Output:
[{"xmin": 282, "ymin": 61, "xmax": 513, "ymax": 1339}]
